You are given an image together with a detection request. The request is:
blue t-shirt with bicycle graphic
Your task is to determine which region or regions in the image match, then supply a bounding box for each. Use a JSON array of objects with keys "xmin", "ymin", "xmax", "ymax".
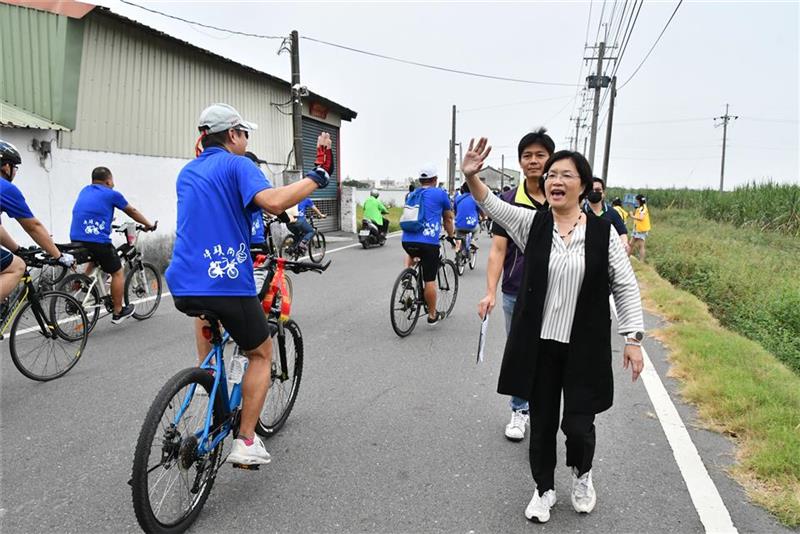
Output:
[
  {"xmin": 401, "ymin": 186, "xmax": 452, "ymax": 246},
  {"xmin": 251, "ymin": 210, "xmax": 265, "ymax": 244},
  {"xmin": 454, "ymin": 192, "xmax": 479, "ymax": 230},
  {"xmin": 297, "ymin": 198, "xmax": 314, "ymax": 220},
  {"xmin": 166, "ymin": 147, "xmax": 272, "ymax": 297},
  {"xmin": 69, "ymin": 184, "xmax": 129, "ymax": 244}
]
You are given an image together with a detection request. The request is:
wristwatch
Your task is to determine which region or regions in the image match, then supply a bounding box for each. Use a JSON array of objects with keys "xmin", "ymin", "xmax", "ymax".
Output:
[{"xmin": 626, "ymin": 331, "xmax": 644, "ymax": 342}]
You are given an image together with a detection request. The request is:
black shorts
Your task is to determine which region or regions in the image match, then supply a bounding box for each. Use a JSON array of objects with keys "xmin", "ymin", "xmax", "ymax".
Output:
[
  {"xmin": 0, "ymin": 248, "xmax": 14, "ymax": 271},
  {"xmin": 173, "ymin": 295, "xmax": 271, "ymax": 351},
  {"xmin": 402, "ymin": 242, "xmax": 440, "ymax": 282},
  {"xmin": 77, "ymin": 241, "xmax": 122, "ymax": 274}
]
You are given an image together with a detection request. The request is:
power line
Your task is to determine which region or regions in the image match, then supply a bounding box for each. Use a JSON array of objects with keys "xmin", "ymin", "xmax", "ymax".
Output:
[
  {"xmin": 614, "ymin": 117, "xmax": 712, "ymax": 125},
  {"xmin": 459, "ymin": 94, "xmax": 574, "ymax": 113},
  {"xmin": 301, "ymin": 36, "xmax": 581, "ymax": 87},
  {"xmin": 739, "ymin": 117, "xmax": 800, "ymax": 124},
  {"xmin": 119, "ymin": 0, "xmax": 581, "ymax": 87},
  {"xmin": 618, "ymin": 0, "xmax": 684, "ymax": 89},
  {"xmin": 118, "ymin": 0, "xmax": 284, "ymax": 39}
]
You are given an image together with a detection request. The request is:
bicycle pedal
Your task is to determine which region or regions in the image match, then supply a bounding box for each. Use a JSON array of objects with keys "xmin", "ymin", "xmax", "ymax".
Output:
[{"xmin": 231, "ymin": 463, "xmax": 260, "ymax": 471}]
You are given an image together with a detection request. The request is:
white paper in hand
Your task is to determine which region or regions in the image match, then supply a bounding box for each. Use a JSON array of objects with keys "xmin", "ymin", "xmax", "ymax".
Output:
[{"xmin": 477, "ymin": 313, "xmax": 489, "ymax": 363}]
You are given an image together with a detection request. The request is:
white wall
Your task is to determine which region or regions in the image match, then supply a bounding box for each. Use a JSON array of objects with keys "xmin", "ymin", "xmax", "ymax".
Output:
[
  {"xmin": 1, "ymin": 127, "xmax": 187, "ymax": 246},
  {"xmin": 354, "ymin": 189, "xmax": 409, "ymax": 208}
]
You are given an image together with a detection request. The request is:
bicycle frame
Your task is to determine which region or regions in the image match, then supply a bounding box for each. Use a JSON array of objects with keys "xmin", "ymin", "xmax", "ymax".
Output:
[{"xmin": 1, "ymin": 273, "xmax": 60, "ymax": 340}]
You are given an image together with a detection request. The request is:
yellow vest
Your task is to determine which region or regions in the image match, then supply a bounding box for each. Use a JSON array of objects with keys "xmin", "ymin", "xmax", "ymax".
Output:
[
  {"xmin": 633, "ymin": 205, "xmax": 651, "ymax": 232},
  {"xmin": 613, "ymin": 205, "xmax": 627, "ymax": 223}
]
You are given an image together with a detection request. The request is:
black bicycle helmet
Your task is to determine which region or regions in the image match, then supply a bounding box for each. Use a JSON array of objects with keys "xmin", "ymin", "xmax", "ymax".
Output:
[{"xmin": 0, "ymin": 140, "xmax": 22, "ymax": 166}]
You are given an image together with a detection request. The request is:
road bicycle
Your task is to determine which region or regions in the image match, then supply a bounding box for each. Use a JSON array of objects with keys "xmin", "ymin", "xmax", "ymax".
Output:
[
  {"xmin": 130, "ymin": 256, "xmax": 328, "ymax": 533},
  {"xmin": 0, "ymin": 248, "xmax": 89, "ymax": 381},
  {"xmin": 253, "ymin": 215, "xmax": 293, "ymax": 300},
  {"xmin": 453, "ymin": 232, "xmax": 478, "ymax": 276},
  {"xmin": 280, "ymin": 214, "xmax": 326, "ymax": 264},
  {"xmin": 389, "ymin": 236, "xmax": 458, "ymax": 337},
  {"xmin": 57, "ymin": 223, "xmax": 162, "ymax": 333}
]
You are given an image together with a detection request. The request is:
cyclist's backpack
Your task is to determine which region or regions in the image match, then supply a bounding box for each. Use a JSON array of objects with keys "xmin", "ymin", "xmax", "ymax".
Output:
[{"xmin": 399, "ymin": 188, "xmax": 427, "ymax": 232}]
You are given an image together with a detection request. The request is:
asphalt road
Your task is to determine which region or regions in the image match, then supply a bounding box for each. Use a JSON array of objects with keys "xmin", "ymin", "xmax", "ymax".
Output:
[{"xmin": 0, "ymin": 233, "xmax": 793, "ymax": 533}]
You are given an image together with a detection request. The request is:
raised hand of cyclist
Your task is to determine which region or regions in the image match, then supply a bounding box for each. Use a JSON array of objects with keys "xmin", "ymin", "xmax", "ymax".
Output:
[{"xmin": 58, "ymin": 252, "xmax": 75, "ymax": 267}]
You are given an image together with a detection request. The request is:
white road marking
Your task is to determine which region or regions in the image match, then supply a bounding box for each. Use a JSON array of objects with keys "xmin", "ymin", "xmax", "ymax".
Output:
[
  {"xmin": 611, "ymin": 298, "xmax": 737, "ymax": 533},
  {"xmin": 325, "ymin": 231, "xmax": 401, "ymax": 254}
]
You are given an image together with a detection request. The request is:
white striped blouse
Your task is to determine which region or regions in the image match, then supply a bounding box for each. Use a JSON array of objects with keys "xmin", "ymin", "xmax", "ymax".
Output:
[{"xmin": 478, "ymin": 191, "xmax": 644, "ymax": 343}]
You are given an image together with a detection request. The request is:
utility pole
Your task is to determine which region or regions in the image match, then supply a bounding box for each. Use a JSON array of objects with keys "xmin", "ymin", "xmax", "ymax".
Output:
[
  {"xmin": 587, "ymin": 41, "xmax": 605, "ymax": 167},
  {"xmin": 572, "ymin": 116, "xmax": 582, "ymax": 151},
  {"xmin": 601, "ymin": 76, "xmax": 617, "ymax": 183},
  {"xmin": 714, "ymin": 103, "xmax": 738, "ymax": 192},
  {"xmin": 500, "ymin": 154, "xmax": 505, "ymax": 190},
  {"xmin": 448, "ymin": 105, "xmax": 457, "ymax": 194},
  {"xmin": 290, "ymin": 30, "xmax": 304, "ymax": 172}
]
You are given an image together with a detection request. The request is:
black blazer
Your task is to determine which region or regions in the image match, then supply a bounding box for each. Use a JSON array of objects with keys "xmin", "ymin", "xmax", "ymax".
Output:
[{"xmin": 497, "ymin": 210, "xmax": 614, "ymax": 415}]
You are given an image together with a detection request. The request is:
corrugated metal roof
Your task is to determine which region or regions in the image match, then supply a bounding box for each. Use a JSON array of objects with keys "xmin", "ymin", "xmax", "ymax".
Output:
[
  {"xmin": 96, "ymin": 7, "xmax": 357, "ymax": 122},
  {"xmin": 0, "ymin": 101, "xmax": 69, "ymax": 130}
]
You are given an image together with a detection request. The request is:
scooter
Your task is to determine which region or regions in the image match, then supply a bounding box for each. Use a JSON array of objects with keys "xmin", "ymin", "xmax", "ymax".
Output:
[{"xmin": 358, "ymin": 219, "xmax": 386, "ymax": 248}]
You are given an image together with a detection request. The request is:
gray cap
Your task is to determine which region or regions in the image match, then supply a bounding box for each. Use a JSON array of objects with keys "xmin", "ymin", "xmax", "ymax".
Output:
[{"xmin": 197, "ymin": 103, "xmax": 258, "ymax": 134}]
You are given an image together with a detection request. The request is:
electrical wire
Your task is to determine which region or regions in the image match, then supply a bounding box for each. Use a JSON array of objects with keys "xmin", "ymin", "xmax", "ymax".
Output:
[
  {"xmin": 118, "ymin": 0, "xmax": 284, "ymax": 39},
  {"xmin": 300, "ymin": 36, "xmax": 580, "ymax": 87},
  {"xmin": 618, "ymin": 0, "xmax": 684, "ymax": 89},
  {"xmin": 459, "ymin": 94, "xmax": 575, "ymax": 113}
]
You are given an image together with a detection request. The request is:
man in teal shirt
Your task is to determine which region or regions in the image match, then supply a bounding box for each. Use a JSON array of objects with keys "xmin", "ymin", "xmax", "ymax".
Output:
[{"xmin": 363, "ymin": 189, "xmax": 389, "ymax": 236}]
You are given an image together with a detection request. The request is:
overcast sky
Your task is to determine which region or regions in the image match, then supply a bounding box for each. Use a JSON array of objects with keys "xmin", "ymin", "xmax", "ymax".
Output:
[{"xmin": 100, "ymin": 0, "xmax": 799, "ymax": 190}]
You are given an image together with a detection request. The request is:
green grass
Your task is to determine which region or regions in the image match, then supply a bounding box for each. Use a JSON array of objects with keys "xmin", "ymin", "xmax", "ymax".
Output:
[
  {"xmin": 356, "ymin": 205, "xmax": 403, "ymax": 233},
  {"xmin": 640, "ymin": 208, "xmax": 800, "ymax": 376},
  {"xmin": 607, "ymin": 182, "xmax": 800, "ymax": 236},
  {"xmin": 634, "ymin": 260, "xmax": 800, "ymax": 526}
]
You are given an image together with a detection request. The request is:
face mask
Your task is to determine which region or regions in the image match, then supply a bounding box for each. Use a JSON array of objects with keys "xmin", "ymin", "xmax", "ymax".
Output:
[{"xmin": 587, "ymin": 191, "xmax": 603, "ymax": 204}]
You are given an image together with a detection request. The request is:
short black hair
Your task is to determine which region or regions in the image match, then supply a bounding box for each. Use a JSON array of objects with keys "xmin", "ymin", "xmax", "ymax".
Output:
[
  {"xmin": 92, "ymin": 166, "xmax": 112, "ymax": 182},
  {"xmin": 539, "ymin": 150, "xmax": 594, "ymax": 201},
  {"xmin": 592, "ymin": 176, "xmax": 605, "ymax": 190},
  {"xmin": 201, "ymin": 130, "xmax": 230, "ymax": 150},
  {"xmin": 517, "ymin": 127, "xmax": 555, "ymax": 160},
  {"xmin": 460, "ymin": 182, "xmax": 470, "ymax": 194},
  {"xmin": 408, "ymin": 184, "xmax": 415, "ymax": 192},
  {"xmin": 612, "ymin": 197, "xmax": 622, "ymax": 207}
]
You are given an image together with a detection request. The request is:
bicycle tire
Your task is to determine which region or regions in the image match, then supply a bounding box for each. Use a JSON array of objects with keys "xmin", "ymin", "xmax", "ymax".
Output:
[
  {"xmin": 436, "ymin": 260, "xmax": 459, "ymax": 318},
  {"xmin": 125, "ymin": 262, "xmax": 162, "ymax": 320},
  {"xmin": 389, "ymin": 268, "xmax": 421, "ymax": 337},
  {"xmin": 456, "ymin": 252, "xmax": 466, "ymax": 276},
  {"xmin": 35, "ymin": 264, "xmax": 68, "ymax": 291},
  {"xmin": 469, "ymin": 247, "xmax": 478, "ymax": 270},
  {"xmin": 308, "ymin": 231, "xmax": 326, "ymax": 263},
  {"xmin": 58, "ymin": 273, "xmax": 101, "ymax": 333},
  {"xmin": 9, "ymin": 291, "xmax": 88, "ymax": 382},
  {"xmin": 131, "ymin": 368, "xmax": 224, "ymax": 534},
  {"xmin": 256, "ymin": 319, "xmax": 303, "ymax": 438}
]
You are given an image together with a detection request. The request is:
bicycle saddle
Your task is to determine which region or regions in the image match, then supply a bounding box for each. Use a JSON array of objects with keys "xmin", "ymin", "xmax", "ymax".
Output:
[{"xmin": 183, "ymin": 309, "xmax": 221, "ymax": 323}]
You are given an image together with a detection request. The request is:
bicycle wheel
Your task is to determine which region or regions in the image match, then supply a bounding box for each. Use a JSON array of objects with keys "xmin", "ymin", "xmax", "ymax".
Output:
[
  {"xmin": 257, "ymin": 319, "xmax": 303, "ymax": 438},
  {"xmin": 125, "ymin": 262, "xmax": 162, "ymax": 320},
  {"xmin": 131, "ymin": 368, "xmax": 224, "ymax": 534},
  {"xmin": 283, "ymin": 273, "xmax": 294, "ymax": 302},
  {"xmin": 308, "ymin": 231, "xmax": 326, "ymax": 263},
  {"xmin": 58, "ymin": 273, "xmax": 101, "ymax": 333},
  {"xmin": 436, "ymin": 260, "xmax": 459, "ymax": 318},
  {"xmin": 35, "ymin": 264, "xmax": 68, "ymax": 291},
  {"xmin": 469, "ymin": 247, "xmax": 478, "ymax": 270},
  {"xmin": 389, "ymin": 268, "xmax": 421, "ymax": 337},
  {"xmin": 9, "ymin": 291, "xmax": 88, "ymax": 381},
  {"xmin": 456, "ymin": 251, "xmax": 466, "ymax": 276}
]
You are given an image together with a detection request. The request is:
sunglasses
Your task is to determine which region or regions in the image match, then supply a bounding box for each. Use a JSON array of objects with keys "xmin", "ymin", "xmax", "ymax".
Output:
[{"xmin": 233, "ymin": 128, "xmax": 249, "ymax": 139}]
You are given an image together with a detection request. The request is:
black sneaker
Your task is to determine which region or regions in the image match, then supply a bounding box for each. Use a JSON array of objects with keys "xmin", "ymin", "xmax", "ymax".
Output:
[
  {"xmin": 427, "ymin": 312, "xmax": 444, "ymax": 326},
  {"xmin": 111, "ymin": 304, "xmax": 135, "ymax": 324}
]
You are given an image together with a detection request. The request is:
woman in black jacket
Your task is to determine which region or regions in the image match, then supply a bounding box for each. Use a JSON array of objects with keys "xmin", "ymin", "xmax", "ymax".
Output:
[{"xmin": 461, "ymin": 138, "xmax": 645, "ymax": 524}]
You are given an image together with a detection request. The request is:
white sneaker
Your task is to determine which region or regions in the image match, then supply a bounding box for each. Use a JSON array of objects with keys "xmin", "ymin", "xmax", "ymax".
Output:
[
  {"xmin": 504, "ymin": 410, "xmax": 529, "ymax": 441},
  {"xmin": 227, "ymin": 436, "xmax": 272, "ymax": 465},
  {"xmin": 571, "ymin": 468, "xmax": 596, "ymax": 513},
  {"xmin": 525, "ymin": 489, "xmax": 556, "ymax": 523}
]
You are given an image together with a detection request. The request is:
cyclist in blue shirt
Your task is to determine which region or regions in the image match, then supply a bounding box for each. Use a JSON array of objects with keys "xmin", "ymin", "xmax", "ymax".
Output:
[
  {"xmin": 287, "ymin": 197, "xmax": 327, "ymax": 254},
  {"xmin": 166, "ymin": 103, "xmax": 332, "ymax": 466},
  {"xmin": 0, "ymin": 140, "xmax": 74, "ymax": 304},
  {"xmin": 401, "ymin": 165, "xmax": 455, "ymax": 325},
  {"xmin": 453, "ymin": 182, "xmax": 481, "ymax": 259},
  {"xmin": 69, "ymin": 166, "xmax": 155, "ymax": 323}
]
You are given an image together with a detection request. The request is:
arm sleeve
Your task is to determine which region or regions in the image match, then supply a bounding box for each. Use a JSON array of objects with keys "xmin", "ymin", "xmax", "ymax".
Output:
[
  {"xmin": 476, "ymin": 191, "xmax": 536, "ymax": 251},
  {"xmin": 2, "ymin": 185, "xmax": 35, "ymax": 220},
  {"xmin": 608, "ymin": 225, "xmax": 644, "ymax": 335},
  {"xmin": 236, "ymin": 158, "xmax": 272, "ymax": 209},
  {"xmin": 609, "ymin": 208, "xmax": 627, "ymax": 235},
  {"xmin": 113, "ymin": 190, "xmax": 129, "ymax": 210}
]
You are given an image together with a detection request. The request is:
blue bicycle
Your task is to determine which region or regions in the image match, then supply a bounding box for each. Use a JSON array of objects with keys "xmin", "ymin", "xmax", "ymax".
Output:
[{"xmin": 130, "ymin": 256, "xmax": 327, "ymax": 533}]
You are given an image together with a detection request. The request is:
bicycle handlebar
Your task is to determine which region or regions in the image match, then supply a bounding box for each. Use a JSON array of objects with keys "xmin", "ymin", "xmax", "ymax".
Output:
[
  {"xmin": 252, "ymin": 253, "xmax": 330, "ymax": 274},
  {"xmin": 15, "ymin": 247, "xmax": 62, "ymax": 267},
  {"xmin": 112, "ymin": 220, "xmax": 158, "ymax": 233}
]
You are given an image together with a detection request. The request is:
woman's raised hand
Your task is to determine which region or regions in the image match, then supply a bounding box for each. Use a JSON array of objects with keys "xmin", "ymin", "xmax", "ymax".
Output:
[{"xmin": 461, "ymin": 137, "xmax": 492, "ymax": 178}]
